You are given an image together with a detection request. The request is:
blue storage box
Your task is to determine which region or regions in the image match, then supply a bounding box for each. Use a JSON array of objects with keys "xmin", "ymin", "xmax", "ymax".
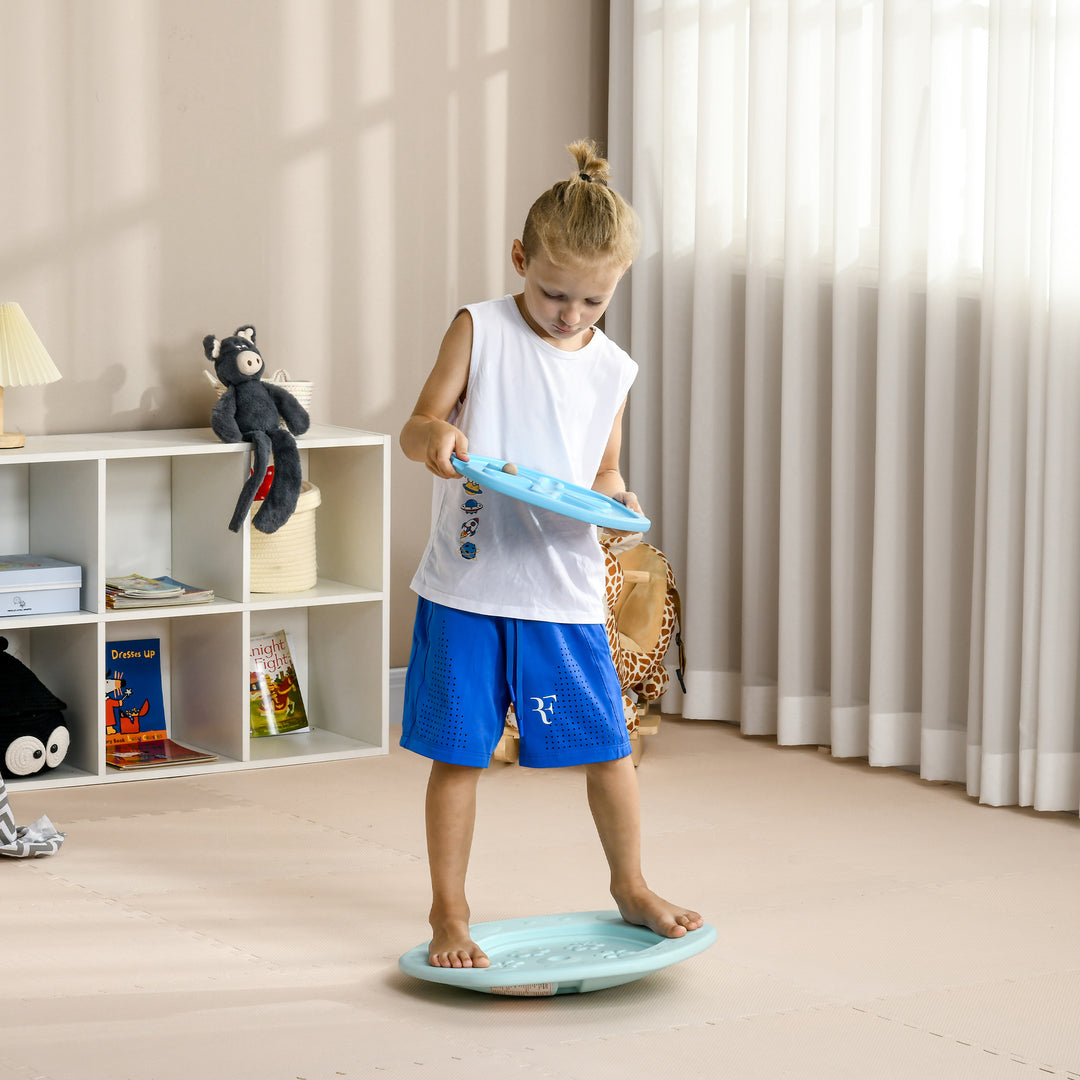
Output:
[{"xmin": 0, "ymin": 555, "xmax": 82, "ymax": 617}]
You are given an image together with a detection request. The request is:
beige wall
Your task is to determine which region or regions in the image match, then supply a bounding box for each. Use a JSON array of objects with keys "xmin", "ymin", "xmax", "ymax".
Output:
[{"xmin": 0, "ymin": 0, "xmax": 609, "ymax": 666}]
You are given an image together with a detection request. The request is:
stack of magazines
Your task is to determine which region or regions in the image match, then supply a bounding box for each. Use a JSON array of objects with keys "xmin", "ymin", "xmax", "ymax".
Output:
[{"xmin": 105, "ymin": 573, "xmax": 214, "ymax": 609}]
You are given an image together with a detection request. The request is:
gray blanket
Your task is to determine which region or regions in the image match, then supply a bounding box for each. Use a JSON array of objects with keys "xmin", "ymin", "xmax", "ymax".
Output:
[{"xmin": 0, "ymin": 773, "xmax": 64, "ymax": 858}]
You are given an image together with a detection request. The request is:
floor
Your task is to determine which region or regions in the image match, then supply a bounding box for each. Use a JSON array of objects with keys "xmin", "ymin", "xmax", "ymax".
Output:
[{"xmin": 3, "ymin": 718, "xmax": 1080, "ymax": 1080}]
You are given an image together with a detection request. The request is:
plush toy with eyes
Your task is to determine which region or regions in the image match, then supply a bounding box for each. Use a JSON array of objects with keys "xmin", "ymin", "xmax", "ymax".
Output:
[
  {"xmin": 0, "ymin": 636, "xmax": 70, "ymax": 780},
  {"xmin": 204, "ymin": 324, "xmax": 310, "ymax": 534}
]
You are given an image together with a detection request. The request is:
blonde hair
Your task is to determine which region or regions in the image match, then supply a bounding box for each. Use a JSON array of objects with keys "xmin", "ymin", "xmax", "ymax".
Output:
[{"xmin": 520, "ymin": 139, "xmax": 640, "ymax": 268}]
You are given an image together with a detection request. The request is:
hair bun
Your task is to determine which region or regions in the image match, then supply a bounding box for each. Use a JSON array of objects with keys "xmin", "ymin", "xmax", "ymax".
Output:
[
  {"xmin": 519, "ymin": 138, "xmax": 638, "ymax": 264},
  {"xmin": 568, "ymin": 138, "xmax": 612, "ymax": 186}
]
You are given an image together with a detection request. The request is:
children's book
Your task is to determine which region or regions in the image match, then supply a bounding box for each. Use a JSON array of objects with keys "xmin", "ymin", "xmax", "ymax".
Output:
[
  {"xmin": 104, "ymin": 637, "xmax": 217, "ymax": 769},
  {"xmin": 105, "ymin": 572, "xmax": 214, "ymax": 609},
  {"xmin": 249, "ymin": 629, "xmax": 310, "ymax": 737}
]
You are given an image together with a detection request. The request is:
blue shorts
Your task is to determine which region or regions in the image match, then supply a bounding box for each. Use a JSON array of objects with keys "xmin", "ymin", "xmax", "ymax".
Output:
[{"xmin": 401, "ymin": 598, "xmax": 631, "ymax": 769}]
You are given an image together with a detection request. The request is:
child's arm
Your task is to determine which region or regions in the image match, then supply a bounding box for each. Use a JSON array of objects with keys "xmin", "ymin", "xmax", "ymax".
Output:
[
  {"xmin": 400, "ymin": 311, "xmax": 473, "ymax": 479},
  {"xmin": 593, "ymin": 398, "xmax": 644, "ymax": 518}
]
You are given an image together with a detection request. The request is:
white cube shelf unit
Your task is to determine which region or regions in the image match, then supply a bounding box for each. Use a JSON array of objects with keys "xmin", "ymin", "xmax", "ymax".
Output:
[{"xmin": 0, "ymin": 425, "xmax": 390, "ymax": 790}]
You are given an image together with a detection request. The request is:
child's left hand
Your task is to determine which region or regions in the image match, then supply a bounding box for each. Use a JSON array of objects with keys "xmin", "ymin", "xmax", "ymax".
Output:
[{"xmin": 604, "ymin": 490, "xmax": 644, "ymax": 538}]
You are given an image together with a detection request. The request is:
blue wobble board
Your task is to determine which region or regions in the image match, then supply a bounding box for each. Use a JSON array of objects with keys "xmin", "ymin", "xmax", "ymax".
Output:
[
  {"xmin": 398, "ymin": 910, "xmax": 717, "ymax": 996},
  {"xmin": 451, "ymin": 454, "xmax": 651, "ymax": 533}
]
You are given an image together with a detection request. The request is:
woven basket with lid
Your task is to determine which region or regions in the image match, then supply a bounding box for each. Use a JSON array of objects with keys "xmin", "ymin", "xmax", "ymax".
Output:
[{"xmin": 249, "ymin": 481, "xmax": 321, "ymax": 592}]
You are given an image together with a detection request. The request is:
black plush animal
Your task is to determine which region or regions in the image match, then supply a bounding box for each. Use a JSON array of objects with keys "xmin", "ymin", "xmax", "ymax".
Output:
[
  {"xmin": 0, "ymin": 636, "xmax": 70, "ymax": 779},
  {"xmin": 204, "ymin": 325, "xmax": 310, "ymax": 534}
]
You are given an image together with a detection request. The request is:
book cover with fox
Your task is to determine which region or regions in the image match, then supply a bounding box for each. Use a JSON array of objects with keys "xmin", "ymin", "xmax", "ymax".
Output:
[
  {"xmin": 249, "ymin": 629, "xmax": 310, "ymax": 737},
  {"xmin": 105, "ymin": 637, "xmax": 166, "ymax": 744},
  {"xmin": 104, "ymin": 637, "xmax": 217, "ymax": 768}
]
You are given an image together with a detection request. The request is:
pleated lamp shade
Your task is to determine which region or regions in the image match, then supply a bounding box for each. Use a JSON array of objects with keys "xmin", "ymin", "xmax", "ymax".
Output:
[{"xmin": 0, "ymin": 302, "xmax": 62, "ymax": 449}]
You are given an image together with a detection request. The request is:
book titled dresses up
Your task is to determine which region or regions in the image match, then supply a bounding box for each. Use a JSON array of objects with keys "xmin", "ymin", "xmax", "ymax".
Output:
[{"xmin": 104, "ymin": 637, "xmax": 216, "ymax": 768}]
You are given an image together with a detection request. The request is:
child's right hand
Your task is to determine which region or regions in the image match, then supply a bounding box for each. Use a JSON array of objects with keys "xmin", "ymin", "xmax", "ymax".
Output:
[{"xmin": 424, "ymin": 420, "xmax": 469, "ymax": 479}]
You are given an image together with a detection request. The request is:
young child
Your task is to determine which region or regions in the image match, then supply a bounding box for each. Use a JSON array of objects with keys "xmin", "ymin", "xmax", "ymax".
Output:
[{"xmin": 399, "ymin": 139, "xmax": 703, "ymax": 968}]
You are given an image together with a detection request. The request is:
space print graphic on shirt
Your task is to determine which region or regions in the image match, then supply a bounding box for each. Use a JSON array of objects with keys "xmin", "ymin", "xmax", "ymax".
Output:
[{"xmin": 459, "ymin": 481, "xmax": 484, "ymax": 560}]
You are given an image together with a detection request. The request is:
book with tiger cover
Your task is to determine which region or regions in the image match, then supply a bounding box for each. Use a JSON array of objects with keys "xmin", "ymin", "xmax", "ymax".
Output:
[{"xmin": 249, "ymin": 629, "xmax": 310, "ymax": 737}]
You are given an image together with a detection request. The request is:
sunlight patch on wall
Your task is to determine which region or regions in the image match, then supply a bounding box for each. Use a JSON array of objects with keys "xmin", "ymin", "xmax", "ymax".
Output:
[
  {"xmin": 483, "ymin": 0, "xmax": 510, "ymax": 53},
  {"xmin": 280, "ymin": 0, "xmax": 331, "ymax": 135},
  {"xmin": 444, "ymin": 91, "xmax": 462, "ymax": 313},
  {"xmin": 357, "ymin": 0, "xmax": 394, "ymax": 106},
  {"xmin": 446, "ymin": 0, "xmax": 461, "ymax": 68},
  {"xmin": 355, "ymin": 121, "xmax": 395, "ymax": 412},
  {"xmin": 443, "ymin": 0, "xmax": 512, "ymax": 307},
  {"xmin": 72, "ymin": 0, "xmax": 157, "ymax": 210},
  {"xmin": 276, "ymin": 153, "xmax": 331, "ymax": 370},
  {"xmin": 5, "ymin": 0, "xmax": 162, "ymax": 429},
  {"xmin": 81, "ymin": 0, "xmax": 156, "ymax": 208},
  {"xmin": 0, "ymin": 0, "xmax": 161, "ymax": 362},
  {"xmin": 0, "ymin": 2, "xmax": 66, "ymax": 254},
  {"xmin": 483, "ymin": 69, "xmax": 509, "ymax": 299},
  {"xmin": 62, "ymin": 218, "xmax": 161, "ymax": 423}
]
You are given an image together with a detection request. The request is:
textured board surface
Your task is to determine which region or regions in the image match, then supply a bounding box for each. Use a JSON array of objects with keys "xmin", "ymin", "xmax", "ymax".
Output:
[
  {"xmin": 398, "ymin": 910, "xmax": 717, "ymax": 996},
  {"xmin": 451, "ymin": 455, "xmax": 651, "ymax": 532}
]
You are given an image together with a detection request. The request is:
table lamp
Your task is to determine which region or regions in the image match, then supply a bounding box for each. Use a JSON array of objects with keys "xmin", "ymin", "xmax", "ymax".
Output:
[{"xmin": 0, "ymin": 302, "xmax": 62, "ymax": 449}]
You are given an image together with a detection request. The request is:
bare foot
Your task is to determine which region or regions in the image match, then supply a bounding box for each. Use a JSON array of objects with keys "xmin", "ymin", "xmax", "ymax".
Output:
[
  {"xmin": 613, "ymin": 886, "xmax": 704, "ymax": 939},
  {"xmin": 428, "ymin": 916, "xmax": 491, "ymax": 968}
]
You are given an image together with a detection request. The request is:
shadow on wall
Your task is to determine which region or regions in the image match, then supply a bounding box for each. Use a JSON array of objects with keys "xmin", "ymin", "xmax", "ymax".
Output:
[{"xmin": 0, "ymin": 0, "xmax": 597, "ymax": 439}]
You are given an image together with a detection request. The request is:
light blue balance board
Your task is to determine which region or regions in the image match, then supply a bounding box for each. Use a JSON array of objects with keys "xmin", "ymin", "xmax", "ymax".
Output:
[
  {"xmin": 451, "ymin": 454, "xmax": 651, "ymax": 533},
  {"xmin": 398, "ymin": 910, "xmax": 717, "ymax": 996}
]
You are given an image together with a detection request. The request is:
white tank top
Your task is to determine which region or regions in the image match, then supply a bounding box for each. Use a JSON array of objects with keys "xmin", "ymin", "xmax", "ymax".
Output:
[{"xmin": 411, "ymin": 295, "xmax": 638, "ymax": 623}]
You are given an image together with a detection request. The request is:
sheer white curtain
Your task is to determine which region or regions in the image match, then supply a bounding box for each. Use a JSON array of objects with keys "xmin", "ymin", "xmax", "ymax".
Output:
[{"xmin": 607, "ymin": 0, "xmax": 1080, "ymax": 811}]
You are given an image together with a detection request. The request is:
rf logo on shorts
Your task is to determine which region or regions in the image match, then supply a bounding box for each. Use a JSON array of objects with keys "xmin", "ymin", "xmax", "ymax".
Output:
[{"xmin": 530, "ymin": 694, "xmax": 557, "ymax": 724}]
